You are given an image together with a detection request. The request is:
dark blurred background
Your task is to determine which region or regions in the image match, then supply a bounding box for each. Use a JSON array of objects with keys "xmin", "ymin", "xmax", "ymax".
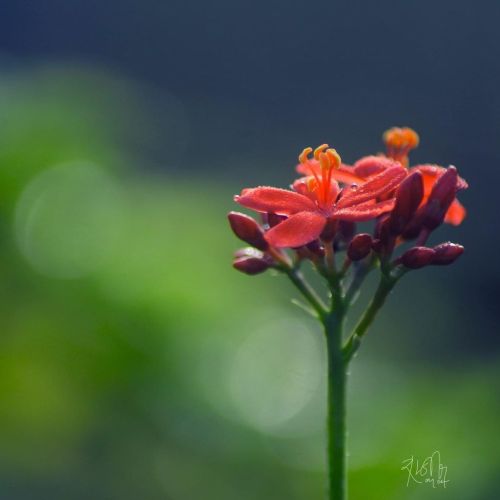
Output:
[{"xmin": 0, "ymin": 1, "xmax": 498, "ymax": 499}]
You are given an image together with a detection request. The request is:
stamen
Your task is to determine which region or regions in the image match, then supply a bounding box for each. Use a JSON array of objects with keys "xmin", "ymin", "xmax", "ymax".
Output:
[
  {"xmin": 319, "ymin": 152, "xmax": 331, "ymax": 172},
  {"xmin": 326, "ymin": 148, "xmax": 341, "ymax": 169},
  {"xmin": 314, "ymin": 144, "xmax": 329, "ymax": 160},
  {"xmin": 299, "ymin": 147, "xmax": 313, "ymax": 164},
  {"xmin": 319, "ymin": 153, "xmax": 330, "ymax": 205},
  {"xmin": 383, "ymin": 126, "xmax": 419, "ymax": 166},
  {"xmin": 306, "ymin": 177, "xmax": 317, "ymax": 193}
]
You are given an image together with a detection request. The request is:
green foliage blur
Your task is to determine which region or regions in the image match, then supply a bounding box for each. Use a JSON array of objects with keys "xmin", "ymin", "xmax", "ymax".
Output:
[{"xmin": 0, "ymin": 64, "xmax": 498, "ymax": 500}]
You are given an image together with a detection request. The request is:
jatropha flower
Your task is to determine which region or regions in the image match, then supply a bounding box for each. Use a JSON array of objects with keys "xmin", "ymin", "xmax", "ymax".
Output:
[
  {"xmin": 297, "ymin": 127, "xmax": 467, "ymax": 226},
  {"xmin": 235, "ymin": 146, "xmax": 406, "ymax": 248},
  {"xmin": 227, "ymin": 128, "xmax": 467, "ymax": 500}
]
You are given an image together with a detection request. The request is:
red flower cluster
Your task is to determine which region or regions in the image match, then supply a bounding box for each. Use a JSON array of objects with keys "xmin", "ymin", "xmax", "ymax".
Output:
[{"xmin": 229, "ymin": 127, "xmax": 466, "ymax": 275}]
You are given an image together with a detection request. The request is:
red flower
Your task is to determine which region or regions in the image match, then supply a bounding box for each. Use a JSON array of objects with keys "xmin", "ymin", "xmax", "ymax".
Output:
[
  {"xmin": 235, "ymin": 146, "xmax": 406, "ymax": 248},
  {"xmin": 297, "ymin": 128, "xmax": 468, "ymax": 226}
]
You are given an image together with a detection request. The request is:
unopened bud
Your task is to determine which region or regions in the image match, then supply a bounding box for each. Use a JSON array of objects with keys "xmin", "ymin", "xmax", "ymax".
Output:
[
  {"xmin": 266, "ymin": 212, "xmax": 286, "ymax": 228},
  {"xmin": 233, "ymin": 248, "xmax": 271, "ymax": 275},
  {"xmin": 228, "ymin": 211, "xmax": 268, "ymax": 250},
  {"xmin": 401, "ymin": 215, "xmax": 424, "ymax": 240},
  {"xmin": 388, "ymin": 171, "xmax": 424, "ymax": 235},
  {"xmin": 374, "ymin": 215, "xmax": 391, "ymax": 242},
  {"xmin": 431, "ymin": 242, "xmax": 464, "ymax": 266},
  {"xmin": 371, "ymin": 238, "xmax": 384, "ymax": 254},
  {"xmin": 400, "ymin": 246, "xmax": 436, "ymax": 269},
  {"xmin": 347, "ymin": 233, "xmax": 373, "ymax": 261},
  {"xmin": 421, "ymin": 167, "xmax": 458, "ymax": 230},
  {"xmin": 233, "ymin": 247, "xmax": 261, "ymax": 259},
  {"xmin": 306, "ymin": 240, "xmax": 325, "ymax": 257}
]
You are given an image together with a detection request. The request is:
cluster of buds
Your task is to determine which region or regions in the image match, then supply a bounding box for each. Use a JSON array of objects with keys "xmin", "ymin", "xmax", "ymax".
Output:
[
  {"xmin": 373, "ymin": 165, "xmax": 466, "ymax": 270},
  {"xmin": 228, "ymin": 127, "xmax": 466, "ymax": 280},
  {"xmin": 228, "ymin": 212, "xmax": 273, "ymax": 274}
]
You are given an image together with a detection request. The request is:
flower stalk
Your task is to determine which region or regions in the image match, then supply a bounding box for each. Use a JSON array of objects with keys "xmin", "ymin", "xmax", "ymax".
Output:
[{"xmin": 326, "ymin": 313, "xmax": 347, "ymax": 500}]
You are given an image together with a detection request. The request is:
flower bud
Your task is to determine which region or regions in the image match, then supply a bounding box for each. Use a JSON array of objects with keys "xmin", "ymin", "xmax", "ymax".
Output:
[
  {"xmin": 347, "ymin": 233, "xmax": 373, "ymax": 261},
  {"xmin": 421, "ymin": 167, "xmax": 458, "ymax": 230},
  {"xmin": 431, "ymin": 242, "xmax": 464, "ymax": 266},
  {"xmin": 233, "ymin": 247, "xmax": 261, "ymax": 259},
  {"xmin": 388, "ymin": 171, "xmax": 424, "ymax": 235},
  {"xmin": 233, "ymin": 248, "xmax": 271, "ymax": 275},
  {"xmin": 400, "ymin": 246, "xmax": 436, "ymax": 269},
  {"xmin": 228, "ymin": 211, "xmax": 268, "ymax": 250},
  {"xmin": 371, "ymin": 238, "xmax": 384, "ymax": 254},
  {"xmin": 400, "ymin": 215, "xmax": 424, "ymax": 241},
  {"xmin": 306, "ymin": 240, "xmax": 325, "ymax": 257},
  {"xmin": 374, "ymin": 214, "xmax": 391, "ymax": 242},
  {"xmin": 266, "ymin": 212, "xmax": 286, "ymax": 228}
]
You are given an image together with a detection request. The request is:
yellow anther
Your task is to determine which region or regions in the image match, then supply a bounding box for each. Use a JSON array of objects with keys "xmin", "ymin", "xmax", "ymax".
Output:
[
  {"xmin": 299, "ymin": 147, "xmax": 313, "ymax": 164},
  {"xmin": 314, "ymin": 144, "xmax": 329, "ymax": 160},
  {"xmin": 326, "ymin": 148, "xmax": 341, "ymax": 169}
]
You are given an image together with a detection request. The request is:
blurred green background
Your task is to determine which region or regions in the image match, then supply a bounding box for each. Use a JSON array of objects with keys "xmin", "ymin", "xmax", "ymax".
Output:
[{"xmin": 0, "ymin": 2, "xmax": 499, "ymax": 499}]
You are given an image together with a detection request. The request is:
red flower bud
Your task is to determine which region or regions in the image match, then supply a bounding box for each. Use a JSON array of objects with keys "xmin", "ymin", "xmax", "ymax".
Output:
[
  {"xmin": 306, "ymin": 240, "xmax": 325, "ymax": 257},
  {"xmin": 228, "ymin": 211, "xmax": 268, "ymax": 250},
  {"xmin": 400, "ymin": 246, "xmax": 436, "ymax": 269},
  {"xmin": 375, "ymin": 215, "xmax": 393, "ymax": 246},
  {"xmin": 233, "ymin": 248, "xmax": 271, "ymax": 275},
  {"xmin": 371, "ymin": 238, "xmax": 384, "ymax": 253},
  {"xmin": 421, "ymin": 166, "xmax": 458, "ymax": 230},
  {"xmin": 347, "ymin": 233, "xmax": 373, "ymax": 261},
  {"xmin": 431, "ymin": 242, "xmax": 464, "ymax": 265},
  {"xmin": 266, "ymin": 212, "xmax": 286, "ymax": 228},
  {"xmin": 400, "ymin": 216, "xmax": 424, "ymax": 240},
  {"xmin": 388, "ymin": 171, "xmax": 424, "ymax": 235}
]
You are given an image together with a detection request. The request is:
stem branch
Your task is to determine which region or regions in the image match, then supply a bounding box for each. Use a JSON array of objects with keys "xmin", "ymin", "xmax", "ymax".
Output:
[
  {"xmin": 286, "ymin": 269, "xmax": 327, "ymax": 319},
  {"xmin": 343, "ymin": 274, "xmax": 397, "ymax": 361}
]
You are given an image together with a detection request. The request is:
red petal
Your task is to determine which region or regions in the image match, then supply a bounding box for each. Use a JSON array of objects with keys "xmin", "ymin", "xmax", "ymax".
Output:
[
  {"xmin": 332, "ymin": 199, "xmax": 396, "ymax": 221},
  {"xmin": 412, "ymin": 164, "xmax": 468, "ymax": 191},
  {"xmin": 336, "ymin": 166, "xmax": 407, "ymax": 208},
  {"xmin": 292, "ymin": 177, "xmax": 314, "ymax": 198},
  {"xmin": 444, "ymin": 199, "xmax": 466, "ymax": 225},
  {"xmin": 265, "ymin": 211, "xmax": 326, "ymax": 248},
  {"xmin": 235, "ymin": 187, "xmax": 316, "ymax": 215},
  {"xmin": 331, "ymin": 165, "xmax": 365, "ymax": 185},
  {"xmin": 353, "ymin": 156, "xmax": 400, "ymax": 178}
]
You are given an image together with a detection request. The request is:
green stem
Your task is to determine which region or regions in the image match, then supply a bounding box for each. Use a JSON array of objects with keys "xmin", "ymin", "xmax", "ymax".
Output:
[
  {"xmin": 343, "ymin": 274, "xmax": 397, "ymax": 361},
  {"xmin": 286, "ymin": 269, "xmax": 327, "ymax": 319},
  {"xmin": 344, "ymin": 258, "xmax": 375, "ymax": 306},
  {"xmin": 325, "ymin": 311, "xmax": 347, "ymax": 500}
]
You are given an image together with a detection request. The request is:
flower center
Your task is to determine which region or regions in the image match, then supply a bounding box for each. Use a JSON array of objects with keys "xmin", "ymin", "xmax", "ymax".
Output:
[
  {"xmin": 383, "ymin": 127, "xmax": 419, "ymax": 167},
  {"xmin": 299, "ymin": 144, "xmax": 341, "ymax": 211}
]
